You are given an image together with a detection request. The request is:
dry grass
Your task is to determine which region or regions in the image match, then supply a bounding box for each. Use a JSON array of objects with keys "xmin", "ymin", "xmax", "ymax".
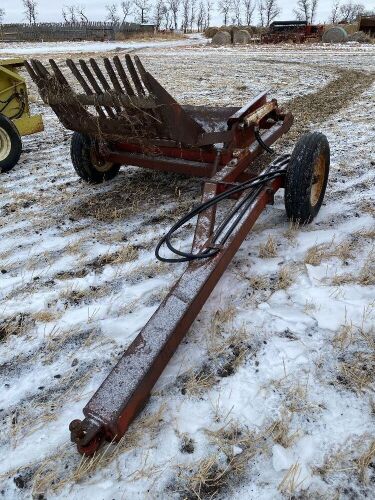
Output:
[
  {"xmin": 0, "ymin": 313, "xmax": 34, "ymax": 341},
  {"xmin": 32, "ymin": 404, "xmax": 165, "ymax": 496},
  {"xmin": 249, "ymin": 274, "xmax": 269, "ymax": 290},
  {"xmin": 278, "ymin": 462, "xmax": 305, "ymax": 496},
  {"xmin": 331, "ymin": 254, "xmax": 375, "ymax": 287},
  {"xmin": 338, "ymin": 351, "xmax": 374, "ymax": 393},
  {"xmin": 314, "ymin": 436, "xmax": 375, "ymax": 485},
  {"xmin": 284, "ymin": 220, "xmax": 300, "ymax": 243},
  {"xmin": 356, "ymin": 440, "xmax": 375, "ymax": 484},
  {"xmin": 333, "ymin": 320, "xmax": 354, "ymax": 350},
  {"xmin": 270, "ymin": 412, "xmax": 301, "ymax": 448},
  {"xmin": 96, "ymin": 244, "xmax": 139, "ymax": 266},
  {"xmin": 358, "ymin": 199, "xmax": 375, "ymax": 216},
  {"xmin": 179, "ymin": 423, "xmax": 268, "ymax": 498},
  {"xmin": 258, "ymin": 235, "xmax": 277, "ymax": 258},
  {"xmin": 32, "ymin": 310, "xmax": 63, "ymax": 323},
  {"xmin": 305, "ymin": 239, "xmax": 355, "ymax": 267},
  {"xmin": 182, "ymin": 367, "xmax": 216, "ymax": 396},
  {"xmin": 276, "ymin": 265, "xmax": 295, "ymax": 290}
]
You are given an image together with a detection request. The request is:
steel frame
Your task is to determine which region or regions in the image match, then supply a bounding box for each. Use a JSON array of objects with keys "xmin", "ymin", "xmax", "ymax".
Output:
[{"xmin": 69, "ymin": 113, "xmax": 293, "ymax": 455}]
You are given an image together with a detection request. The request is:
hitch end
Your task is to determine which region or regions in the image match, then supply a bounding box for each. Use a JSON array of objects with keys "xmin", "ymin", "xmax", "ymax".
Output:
[{"xmin": 69, "ymin": 417, "xmax": 104, "ymax": 456}]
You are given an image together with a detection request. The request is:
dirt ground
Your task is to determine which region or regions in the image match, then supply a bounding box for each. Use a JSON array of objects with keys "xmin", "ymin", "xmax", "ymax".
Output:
[{"xmin": 0, "ymin": 41, "xmax": 374, "ymax": 499}]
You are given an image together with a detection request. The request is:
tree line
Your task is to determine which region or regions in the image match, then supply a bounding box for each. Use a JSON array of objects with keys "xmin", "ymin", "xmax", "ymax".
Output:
[{"xmin": 0, "ymin": 1, "xmax": 374, "ymax": 31}]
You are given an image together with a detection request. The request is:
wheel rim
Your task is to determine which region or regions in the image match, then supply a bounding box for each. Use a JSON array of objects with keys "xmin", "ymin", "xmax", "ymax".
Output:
[
  {"xmin": 90, "ymin": 148, "xmax": 113, "ymax": 173},
  {"xmin": 310, "ymin": 153, "xmax": 326, "ymax": 207},
  {"xmin": 0, "ymin": 126, "xmax": 12, "ymax": 162}
]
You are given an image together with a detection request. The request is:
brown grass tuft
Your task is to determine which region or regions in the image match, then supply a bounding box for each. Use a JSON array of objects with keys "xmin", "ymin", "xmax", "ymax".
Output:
[{"xmin": 258, "ymin": 235, "xmax": 277, "ymax": 258}]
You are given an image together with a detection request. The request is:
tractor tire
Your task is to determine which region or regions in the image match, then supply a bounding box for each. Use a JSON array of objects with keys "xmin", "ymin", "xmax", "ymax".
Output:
[
  {"xmin": 70, "ymin": 132, "xmax": 120, "ymax": 184},
  {"xmin": 0, "ymin": 114, "xmax": 22, "ymax": 173},
  {"xmin": 284, "ymin": 132, "xmax": 330, "ymax": 224}
]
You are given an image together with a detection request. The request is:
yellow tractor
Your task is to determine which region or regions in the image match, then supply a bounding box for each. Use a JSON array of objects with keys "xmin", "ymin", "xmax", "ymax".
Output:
[{"xmin": 0, "ymin": 58, "xmax": 44, "ymax": 173}]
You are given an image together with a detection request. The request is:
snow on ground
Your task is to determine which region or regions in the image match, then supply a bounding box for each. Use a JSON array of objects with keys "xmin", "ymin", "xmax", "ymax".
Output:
[
  {"xmin": 0, "ymin": 34, "xmax": 206, "ymax": 55},
  {"xmin": 0, "ymin": 43, "xmax": 374, "ymax": 499}
]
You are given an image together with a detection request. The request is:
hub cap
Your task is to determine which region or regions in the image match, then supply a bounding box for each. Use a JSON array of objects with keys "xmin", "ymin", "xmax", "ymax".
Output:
[{"xmin": 90, "ymin": 148, "xmax": 113, "ymax": 173}]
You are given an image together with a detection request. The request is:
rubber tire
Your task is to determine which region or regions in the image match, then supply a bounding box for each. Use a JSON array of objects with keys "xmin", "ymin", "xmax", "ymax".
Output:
[
  {"xmin": 284, "ymin": 132, "xmax": 330, "ymax": 224},
  {"xmin": 70, "ymin": 132, "xmax": 120, "ymax": 184},
  {"xmin": 0, "ymin": 114, "xmax": 22, "ymax": 173}
]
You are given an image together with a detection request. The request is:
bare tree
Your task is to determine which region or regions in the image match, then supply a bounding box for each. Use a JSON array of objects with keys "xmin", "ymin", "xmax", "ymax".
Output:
[
  {"xmin": 293, "ymin": 0, "xmax": 310, "ymax": 22},
  {"xmin": 330, "ymin": 0, "xmax": 340, "ymax": 22},
  {"xmin": 293, "ymin": 0, "xmax": 318, "ymax": 23},
  {"xmin": 168, "ymin": 0, "xmax": 181, "ymax": 29},
  {"xmin": 135, "ymin": 0, "xmax": 150, "ymax": 24},
  {"xmin": 258, "ymin": 0, "xmax": 265, "ymax": 25},
  {"xmin": 121, "ymin": 1, "xmax": 132, "ymax": 23},
  {"xmin": 232, "ymin": 0, "xmax": 242, "ymax": 25},
  {"xmin": 182, "ymin": 0, "xmax": 191, "ymax": 32},
  {"xmin": 196, "ymin": 0, "xmax": 206, "ymax": 30},
  {"xmin": 23, "ymin": 0, "xmax": 38, "ymax": 24},
  {"xmin": 218, "ymin": 0, "xmax": 232, "ymax": 26},
  {"xmin": 62, "ymin": 5, "xmax": 78, "ymax": 23},
  {"xmin": 0, "ymin": 8, "xmax": 5, "ymax": 24},
  {"xmin": 105, "ymin": 3, "xmax": 120, "ymax": 24},
  {"xmin": 310, "ymin": 0, "xmax": 318, "ymax": 22},
  {"xmin": 339, "ymin": 2, "xmax": 364, "ymax": 22},
  {"xmin": 77, "ymin": 5, "xmax": 88, "ymax": 22},
  {"xmin": 153, "ymin": 0, "xmax": 164, "ymax": 29},
  {"xmin": 160, "ymin": 1, "xmax": 172, "ymax": 29},
  {"xmin": 259, "ymin": 0, "xmax": 280, "ymax": 26},
  {"xmin": 243, "ymin": 0, "xmax": 256, "ymax": 25},
  {"xmin": 206, "ymin": 0, "xmax": 213, "ymax": 27},
  {"xmin": 190, "ymin": 0, "xmax": 197, "ymax": 31}
]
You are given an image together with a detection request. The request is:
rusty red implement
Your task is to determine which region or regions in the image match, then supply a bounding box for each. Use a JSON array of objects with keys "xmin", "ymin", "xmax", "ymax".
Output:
[{"xmin": 26, "ymin": 54, "xmax": 330, "ymax": 456}]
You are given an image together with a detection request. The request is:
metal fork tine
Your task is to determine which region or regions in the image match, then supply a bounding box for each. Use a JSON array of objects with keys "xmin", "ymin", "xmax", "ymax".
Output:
[
  {"xmin": 133, "ymin": 56, "xmax": 149, "ymax": 88},
  {"xmin": 90, "ymin": 58, "xmax": 122, "ymax": 115},
  {"xmin": 49, "ymin": 59, "xmax": 70, "ymax": 87},
  {"xmin": 113, "ymin": 56, "xmax": 135, "ymax": 96},
  {"xmin": 89, "ymin": 58, "xmax": 111, "ymax": 92},
  {"xmin": 125, "ymin": 54, "xmax": 145, "ymax": 96},
  {"xmin": 79, "ymin": 59, "xmax": 116, "ymax": 119},
  {"xmin": 30, "ymin": 59, "xmax": 49, "ymax": 79},
  {"xmin": 67, "ymin": 59, "xmax": 106, "ymax": 120},
  {"xmin": 24, "ymin": 60, "xmax": 39, "ymax": 83},
  {"xmin": 103, "ymin": 58, "xmax": 123, "ymax": 94}
]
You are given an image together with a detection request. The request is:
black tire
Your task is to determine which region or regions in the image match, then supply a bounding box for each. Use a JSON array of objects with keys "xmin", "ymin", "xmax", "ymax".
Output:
[
  {"xmin": 284, "ymin": 132, "xmax": 330, "ymax": 224},
  {"xmin": 70, "ymin": 132, "xmax": 120, "ymax": 184},
  {"xmin": 0, "ymin": 114, "xmax": 22, "ymax": 173}
]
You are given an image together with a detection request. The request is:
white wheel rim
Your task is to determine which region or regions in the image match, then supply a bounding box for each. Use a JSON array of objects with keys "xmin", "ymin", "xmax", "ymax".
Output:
[
  {"xmin": 90, "ymin": 149, "xmax": 113, "ymax": 173},
  {"xmin": 0, "ymin": 127, "xmax": 12, "ymax": 162}
]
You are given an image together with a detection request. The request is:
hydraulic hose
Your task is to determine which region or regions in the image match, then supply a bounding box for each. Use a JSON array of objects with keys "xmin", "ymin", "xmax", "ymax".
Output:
[{"xmin": 155, "ymin": 155, "xmax": 290, "ymax": 263}]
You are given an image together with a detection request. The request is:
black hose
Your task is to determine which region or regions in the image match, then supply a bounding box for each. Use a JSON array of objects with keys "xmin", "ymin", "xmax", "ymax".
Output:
[
  {"xmin": 156, "ymin": 156, "xmax": 289, "ymax": 263},
  {"xmin": 0, "ymin": 93, "xmax": 25, "ymax": 119},
  {"xmin": 254, "ymin": 128, "xmax": 275, "ymax": 154}
]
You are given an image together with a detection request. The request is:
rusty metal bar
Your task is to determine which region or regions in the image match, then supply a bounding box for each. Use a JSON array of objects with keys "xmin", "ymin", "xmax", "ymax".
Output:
[
  {"xmin": 70, "ymin": 167, "xmax": 285, "ymax": 455},
  {"xmin": 66, "ymin": 59, "xmax": 108, "ymax": 119},
  {"xmin": 125, "ymin": 54, "xmax": 145, "ymax": 96},
  {"xmin": 79, "ymin": 59, "xmax": 116, "ymax": 119},
  {"xmin": 46, "ymin": 92, "xmax": 156, "ymax": 109},
  {"xmin": 113, "ymin": 55, "xmax": 135, "ymax": 96}
]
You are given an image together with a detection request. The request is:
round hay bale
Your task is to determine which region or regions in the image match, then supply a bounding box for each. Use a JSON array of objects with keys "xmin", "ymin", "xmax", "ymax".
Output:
[
  {"xmin": 212, "ymin": 31, "xmax": 231, "ymax": 45},
  {"xmin": 322, "ymin": 27, "xmax": 348, "ymax": 43},
  {"xmin": 348, "ymin": 31, "xmax": 371, "ymax": 43},
  {"xmin": 204, "ymin": 27, "xmax": 218, "ymax": 38},
  {"xmin": 233, "ymin": 29, "xmax": 251, "ymax": 44}
]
